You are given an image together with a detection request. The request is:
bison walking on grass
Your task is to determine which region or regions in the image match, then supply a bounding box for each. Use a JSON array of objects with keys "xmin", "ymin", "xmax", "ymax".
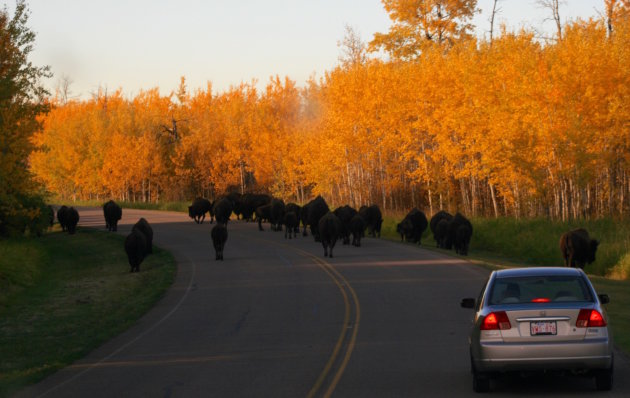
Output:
[
  {"xmin": 65, "ymin": 207, "xmax": 80, "ymax": 235},
  {"xmin": 103, "ymin": 200, "xmax": 122, "ymax": 231},
  {"xmin": 559, "ymin": 228, "xmax": 599, "ymax": 269},
  {"xmin": 132, "ymin": 218, "xmax": 153, "ymax": 254},
  {"xmin": 211, "ymin": 223, "xmax": 228, "ymax": 260},
  {"xmin": 125, "ymin": 230, "xmax": 147, "ymax": 272},
  {"xmin": 318, "ymin": 211, "xmax": 342, "ymax": 258},
  {"xmin": 125, "ymin": 218, "xmax": 154, "ymax": 272}
]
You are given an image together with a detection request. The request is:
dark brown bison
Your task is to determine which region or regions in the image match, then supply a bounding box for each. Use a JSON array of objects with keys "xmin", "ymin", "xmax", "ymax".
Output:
[
  {"xmin": 306, "ymin": 195, "xmax": 330, "ymax": 242},
  {"xmin": 350, "ymin": 214, "xmax": 366, "ymax": 247},
  {"xmin": 256, "ymin": 204, "xmax": 272, "ymax": 231},
  {"xmin": 396, "ymin": 208, "xmax": 428, "ymax": 245},
  {"xmin": 559, "ymin": 228, "xmax": 599, "ymax": 269},
  {"xmin": 359, "ymin": 204, "xmax": 383, "ymax": 238},
  {"xmin": 430, "ymin": 210, "xmax": 453, "ymax": 247},
  {"xmin": 188, "ymin": 198, "xmax": 212, "ymax": 224},
  {"xmin": 318, "ymin": 211, "xmax": 342, "ymax": 258},
  {"xmin": 285, "ymin": 203, "xmax": 302, "ymax": 235},
  {"xmin": 334, "ymin": 205, "xmax": 358, "ymax": 245},
  {"xmin": 65, "ymin": 207, "xmax": 79, "ymax": 235},
  {"xmin": 211, "ymin": 223, "xmax": 228, "ymax": 260},
  {"xmin": 240, "ymin": 193, "xmax": 272, "ymax": 221},
  {"xmin": 283, "ymin": 211, "xmax": 299, "ymax": 239},
  {"xmin": 445, "ymin": 213, "xmax": 473, "ymax": 255},
  {"xmin": 125, "ymin": 229, "xmax": 147, "ymax": 272},
  {"xmin": 103, "ymin": 200, "xmax": 122, "ymax": 231},
  {"xmin": 132, "ymin": 218, "xmax": 153, "ymax": 254},
  {"xmin": 213, "ymin": 198, "xmax": 234, "ymax": 225},
  {"xmin": 57, "ymin": 205, "xmax": 69, "ymax": 232},
  {"xmin": 269, "ymin": 198, "xmax": 285, "ymax": 231},
  {"xmin": 434, "ymin": 218, "xmax": 450, "ymax": 249}
]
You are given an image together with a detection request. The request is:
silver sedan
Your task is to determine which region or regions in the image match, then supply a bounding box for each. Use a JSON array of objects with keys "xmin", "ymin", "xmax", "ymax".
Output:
[{"xmin": 461, "ymin": 267, "xmax": 613, "ymax": 392}]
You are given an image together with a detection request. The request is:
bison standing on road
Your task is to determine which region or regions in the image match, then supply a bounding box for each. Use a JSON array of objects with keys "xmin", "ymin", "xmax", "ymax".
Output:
[
  {"xmin": 350, "ymin": 214, "xmax": 366, "ymax": 247},
  {"xmin": 188, "ymin": 198, "xmax": 212, "ymax": 224},
  {"xmin": 103, "ymin": 200, "xmax": 122, "ymax": 231},
  {"xmin": 269, "ymin": 198, "xmax": 285, "ymax": 231},
  {"xmin": 445, "ymin": 213, "xmax": 473, "ymax": 255},
  {"xmin": 285, "ymin": 203, "xmax": 302, "ymax": 235},
  {"xmin": 211, "ymin": 223, "xmax": 228, "ymax": 260},
  {"xmin": 334, "ymin": 205, "xmax": 358, "ymax": 245},
  {"xmin": 359, "ymin": 205, "xmax": 383, "ymax": 238},
  {"xmin": 559, "ymin": 228, "xmax": 599, "ymax": 269},
  {"xmin": 434, "ymin": 219, "xmax": 450, "ymax": 249},
  {"xmin": 396, "ymin": 208, "xmax": 428, "ymax": 245},
  {"xmin": 307, "ymin": 196, "xmax": 330, "ymax": 242},
  {"xmin": 240, "ymin": 193, "xmax": 271, "ymax": 222},
  {"xmin": 213, "ymin": 198, "xmax": 234, "ymax": 225},
  {"xmin": 318, "ymin": 211, "xmax": 342, "ymax": 258},
  {"xmin": 283, "ymin": 211, "xmax": 299, "ymax": 239},
  {"xmin": 430, "ymin": 210, "xmax": 453, "ymax": 247}
]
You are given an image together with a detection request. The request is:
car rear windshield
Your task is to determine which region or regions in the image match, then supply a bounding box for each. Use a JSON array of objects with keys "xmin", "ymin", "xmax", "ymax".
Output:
[{"xmin": 488, "ymin": 275, "xmax": 594, "ymax": 305}]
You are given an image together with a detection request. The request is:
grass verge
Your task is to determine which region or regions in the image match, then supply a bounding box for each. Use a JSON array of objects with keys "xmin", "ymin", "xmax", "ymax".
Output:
[{"xmin": 0, "ymin": 228, "xmax": 176, "ymax": 397}]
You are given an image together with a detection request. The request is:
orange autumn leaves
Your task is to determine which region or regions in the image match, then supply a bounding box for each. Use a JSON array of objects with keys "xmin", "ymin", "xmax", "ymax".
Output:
[{"xmin": 31, "ymin": 16, "xmax": 630, "ymax": 219}]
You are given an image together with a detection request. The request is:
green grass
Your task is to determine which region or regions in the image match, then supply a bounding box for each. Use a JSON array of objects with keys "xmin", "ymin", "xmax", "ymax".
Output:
[{"xmin": 0, "ymin": 228, "xmax": 176, "ymax": 397}]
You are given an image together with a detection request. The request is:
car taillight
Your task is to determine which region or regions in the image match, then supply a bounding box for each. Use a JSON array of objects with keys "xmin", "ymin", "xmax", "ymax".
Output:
[
  {"xmin": 481, "ymin": 311, "xmax": 511, "ymax": 330},
  {"xmin": 531, "ymin": 297, "xmax": 551, "ymax": 303},
  {"xmin": 576, "ymin": 309, "xmax": 607, "ymax": 327}
]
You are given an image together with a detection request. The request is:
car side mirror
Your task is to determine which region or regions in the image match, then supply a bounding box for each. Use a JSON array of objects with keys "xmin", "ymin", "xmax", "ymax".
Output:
[
  {"xmin": 461, "ymin": 298, "xmax": 475, "ymax": 308},
  {"xmin": 598, "ymin": 294, "xmax": 610, "ymax": 304}
]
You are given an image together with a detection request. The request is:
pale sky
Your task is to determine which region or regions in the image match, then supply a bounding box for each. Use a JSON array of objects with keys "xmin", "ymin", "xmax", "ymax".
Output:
[{"xmin": 7, "ymin": 0, "xmax": 605, "ymax": 100}]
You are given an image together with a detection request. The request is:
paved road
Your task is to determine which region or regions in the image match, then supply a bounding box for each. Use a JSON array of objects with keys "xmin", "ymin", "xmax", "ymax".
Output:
[{"xmin": 16, "ymin": 208, "xmax": 630, "ymax": 397}]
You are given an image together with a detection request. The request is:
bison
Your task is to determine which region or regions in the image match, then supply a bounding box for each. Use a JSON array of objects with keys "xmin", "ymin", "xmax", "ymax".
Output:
[
  {"xmin": 283, "ymin": 211, "xmax": 299, "ymax": 239},
  {"xmin": 256, "ymin": 204, "xmax": 272, "ymax": 231},
  {"xmin": 65, "ymin": 207, "xmax": 80, "ymax": 235},
  {"xmin": 559, "ymin": 228, "xmax": 599, "ymax": 269},
  {"xmin": 334, "ymin": 205, "xmax": 358, "ymax": 245},
  {"xmin": 318, "ymin": 211, "xmax": 342, "ymax": 258},
  {"xmin": 213, "ymin": 197, "xmax": 234, "ymax": 225},
  {"xmin": 211, "ymin": 223, "xmax": 228, "ymax": 260},
  {"xmin": 285, "ymin": 203, "xmax": 302, "ymax": 235},
  {"xmin": 444, "ymin": 213, "xmax": 473, "ymax": 255},
  {"xmin": 103, "ymin": 200, "xmax": 122, "ymax": 231},
  {"xmin": 434, "ymin": 218, "xmax": 450, "ymax": 249},
  {"xmin": 349, "ymin": 214, "xmax": 366, "ymax": 247},
  {"xmin": 188, "ymin": 198, "xmax": 212, "ymax": 224},
  {"xmin": 430, "ymin": 210, "xmax": 453, "ymax": 247},
  {"xmin": 396, "ymin": 208, "xmax": 428, "ymax": 245},
  {"xmin": 57, "ymin": 205, "xmax": 69, "ymax": 231},
  {"xmin": 132, "ymin": 217, "xmax": 153, "ymax": 254},
  {"xmin": 359, "ymin": 205, "xmax": 383, "ymax": 238},
  {"xmin": 269, "ymin": 198, "xmax": 286, "ymax": 231},
  {"xmin": 306, "ymin": 196, "xmax": 330, "ymax": 242},
  {"xmin": 240, "ymin": 193, "xmax": 271, "ymax": 221},
  {"xmin": 125, "ymin": 229, "xmax": 147, "ymax": 272}
]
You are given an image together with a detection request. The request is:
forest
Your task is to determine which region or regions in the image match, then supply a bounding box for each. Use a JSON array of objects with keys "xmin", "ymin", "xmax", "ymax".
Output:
[{"xmin": 29, "ymin": 1, "xmax": 630, "ymax": 221}]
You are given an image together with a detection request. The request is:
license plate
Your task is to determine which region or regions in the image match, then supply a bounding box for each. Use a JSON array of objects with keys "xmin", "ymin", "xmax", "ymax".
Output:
[{"xmin": 530, "ymin": 321, "xmax": 557, "ymax": 336}]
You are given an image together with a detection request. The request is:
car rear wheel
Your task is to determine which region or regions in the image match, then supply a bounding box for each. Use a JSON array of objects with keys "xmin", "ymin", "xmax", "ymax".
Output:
[{"xmin": 595, "ymin": 366, "xmax": 613, "ymax": 391}]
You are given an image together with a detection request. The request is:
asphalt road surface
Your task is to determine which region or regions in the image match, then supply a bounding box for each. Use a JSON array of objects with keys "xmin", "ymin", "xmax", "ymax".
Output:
[{"xmin": 16, "ymin": 208, "xmax": 630, "ymax": 397}]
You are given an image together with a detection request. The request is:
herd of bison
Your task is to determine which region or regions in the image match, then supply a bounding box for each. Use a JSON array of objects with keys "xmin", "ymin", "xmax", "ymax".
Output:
[{"xmin": 52, "ymin": 193, "xmax": 599, "ymax": 273}]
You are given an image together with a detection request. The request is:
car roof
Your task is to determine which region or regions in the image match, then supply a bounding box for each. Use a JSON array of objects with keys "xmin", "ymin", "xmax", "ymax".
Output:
[{"xmin": 493, "ymin": 267, "xmax": 584, "ymax": 279}]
